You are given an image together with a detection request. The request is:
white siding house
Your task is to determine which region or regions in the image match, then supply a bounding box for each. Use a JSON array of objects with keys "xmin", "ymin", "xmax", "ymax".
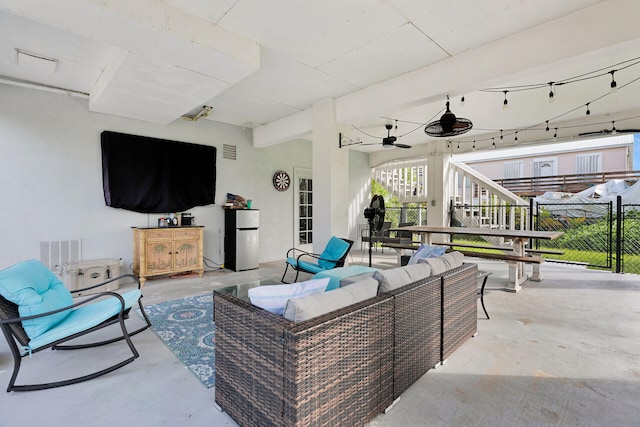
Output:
[{"xmin": 453, "ymin": 135, "xmax": 634, "ymax": 181}]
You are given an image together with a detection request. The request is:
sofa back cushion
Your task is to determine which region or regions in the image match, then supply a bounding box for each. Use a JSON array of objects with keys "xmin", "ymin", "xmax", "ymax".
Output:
[
  {"xmin": 419, "ymin": 251, "xmax": 464, "ymax": 274},
  {"xmin": 375, "ymin": 263, "xmax": 432, "ymax": 293},
  {"xmin": 284, "ymin": 276, "xmax": 379, "ymax": 322},
  {"xmin": 248, "ymin": 278, "xmax": 329, "ymax": 315},
  {"xmin": 0, "ymin": 259, "xmax": 73, "ymax": 340}
]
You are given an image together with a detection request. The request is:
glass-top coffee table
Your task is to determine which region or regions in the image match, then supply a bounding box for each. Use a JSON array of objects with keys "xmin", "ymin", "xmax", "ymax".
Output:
[{"xmin": 214, "ymin": 279, "xmax": 281, "ymax": 302}]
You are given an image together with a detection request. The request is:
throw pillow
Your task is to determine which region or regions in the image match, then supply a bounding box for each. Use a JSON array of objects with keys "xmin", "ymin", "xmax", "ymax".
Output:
[
  {"xmin": 408, "ymin": 244, "xmax": 446, "ymax": 265},
  {"xmin": 283, "ymin": 277, "xmax": 378, "ymax": 322},
  {"xmin": 247, "ymin": 277, "xmax": 329, "ymax": 315}
]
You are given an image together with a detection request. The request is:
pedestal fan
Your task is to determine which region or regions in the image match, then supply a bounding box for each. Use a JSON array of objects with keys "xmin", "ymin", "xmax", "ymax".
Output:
[{"xmin": 364, "ymin": 195, "xmax": 385, "ymax": 267}]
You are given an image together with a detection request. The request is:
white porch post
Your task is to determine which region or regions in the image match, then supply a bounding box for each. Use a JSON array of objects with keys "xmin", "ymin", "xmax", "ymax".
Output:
[
  {"xmin": 312, "ymin": 98, "xmax": 348, "ymax": 253},
  {"xmin": 426, "ymin": 152, "xmax": 453, "ymax": 229}
]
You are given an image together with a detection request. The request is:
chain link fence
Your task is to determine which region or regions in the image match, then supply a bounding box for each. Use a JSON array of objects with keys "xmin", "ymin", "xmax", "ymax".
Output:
[
  {"xmin": 620, "ymin": 203, "xmax": 640, "ymax": 274},
  {"xmin": 533, "ymin": 201, "xmax": 613, "ymax": 269},
  {"xmin": 384, "ymin": 206, "xmax": 427, "ymax": 227}
]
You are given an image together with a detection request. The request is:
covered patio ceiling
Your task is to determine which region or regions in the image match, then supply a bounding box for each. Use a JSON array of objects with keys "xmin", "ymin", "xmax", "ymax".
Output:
[{"xmin": 1, "ymin": 1, "xmax": 639, "ymax": 159}]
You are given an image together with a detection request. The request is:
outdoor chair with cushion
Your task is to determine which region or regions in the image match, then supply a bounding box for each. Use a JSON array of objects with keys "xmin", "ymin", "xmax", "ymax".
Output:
[
  {"xmin": 0, "ymin": 259, "xmax": 151, "ymax": 392},
  {"xmin": 281, "ymin": 236, "xmax": 354, "ymax": 283},
  {"xmin": 361, "ymin": 221, "xmax": 391, "ymax": 251}
]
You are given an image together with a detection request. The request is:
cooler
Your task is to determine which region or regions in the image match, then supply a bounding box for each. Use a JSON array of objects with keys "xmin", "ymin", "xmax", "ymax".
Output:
[{"xmin": 61, "ymin": 258, "xmax": 123, "ymax": 296}]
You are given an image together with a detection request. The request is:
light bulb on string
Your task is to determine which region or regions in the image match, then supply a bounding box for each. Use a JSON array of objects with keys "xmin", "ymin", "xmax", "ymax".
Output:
[
  {"xmin": 553, "ymin": 128, "xmax": 558, "ymax": 139},
  {"xmin": 460, "ymin": 95, "xmax": 465, "ymax": 107},
  {"xmin": 492, "ymin": 140, "xmax": 496, "ymax": 149},
  {"xmin": 472, "ymin": 141, "xmax": 476, "ymax": 151},
  {"xmin": 546, "ymin": 121, "xmax": 550, "ymax": 132},
  {"xmin": 515, "ymin": 131, "xmax": 518, "ymax": 142},
  {"xmin": 612, "ymin": 121, "xmax": 617, "ymax": 134},
  {"xmin": 395, "ymin": 119, "xmax": 398, "ymax": 130},
  {"xmin": 585, "ymin": 103, "xmax": 591, "ymax": 115},
  {"xmin": 610, "ymin": 70, "xmax": 617, "ymax": 92},
  {"xmin": 457, "ymin": 141, "xmax": 460, "ymax": 150},
  {"xmin": 548, "ymin": 82, "xmax": 555, "ymax": 103},
  {"xmin": 503, "ymin": 90, "xmax": 509, "ymax": 110},
  {"xmin": 500, "ymin": 129, "xmax": 504, "ymax": 141}
]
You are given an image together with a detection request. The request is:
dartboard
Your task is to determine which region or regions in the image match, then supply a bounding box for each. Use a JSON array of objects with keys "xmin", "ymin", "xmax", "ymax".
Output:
[{"xmin": 273, "ymin": 170, "xmax": 290, "ymax": 191}]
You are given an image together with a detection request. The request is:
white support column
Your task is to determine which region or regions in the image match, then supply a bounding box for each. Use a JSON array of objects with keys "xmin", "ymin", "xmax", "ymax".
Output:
[
  {"xmin": 312, "ymin": 98, "xmax": 348, "ymax": 253},
  {"xmin": 426, "ymin": 152, "xmax": 452, "ymax": 228}
]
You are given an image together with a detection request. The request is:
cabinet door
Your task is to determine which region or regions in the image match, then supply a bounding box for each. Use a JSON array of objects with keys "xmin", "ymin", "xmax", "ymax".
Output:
[
  {"xmin": 173, "ymin": 239, "xmax": 200, "ymax": 270},
  {"xmin": 145, "ymin": 241, "xmax": 173, "ymax": 274}
]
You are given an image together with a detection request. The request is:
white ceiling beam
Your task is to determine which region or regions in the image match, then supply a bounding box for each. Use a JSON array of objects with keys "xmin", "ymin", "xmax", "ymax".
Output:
[
  {"xmin": 253, "ymin": 1, "xmax": 640, "ymax": 147},
  {"xmin": 1, "ymin": 0, "xmax": 260, "ymax": 123}
]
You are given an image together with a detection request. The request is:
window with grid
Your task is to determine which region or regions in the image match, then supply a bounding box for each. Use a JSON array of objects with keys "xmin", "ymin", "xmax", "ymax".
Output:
[{"xmin": 298, "ymin": 178, "xmax": 313, "ymax": 245}]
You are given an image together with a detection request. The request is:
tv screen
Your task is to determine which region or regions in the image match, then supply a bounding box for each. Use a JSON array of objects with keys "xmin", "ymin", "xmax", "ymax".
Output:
[{"xmin": 101, "ymin": 131, "xmax": 216, "ymax": 213}]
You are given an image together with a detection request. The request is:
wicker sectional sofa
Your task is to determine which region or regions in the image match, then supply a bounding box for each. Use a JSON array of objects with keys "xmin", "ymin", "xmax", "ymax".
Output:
[{"xmin": 213, "ymin": 260, "xmax": 478, "ymax": 427}]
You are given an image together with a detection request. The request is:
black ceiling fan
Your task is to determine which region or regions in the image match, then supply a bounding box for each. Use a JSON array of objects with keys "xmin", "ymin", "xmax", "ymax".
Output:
[
  {"xmin": 381, "ymin": 123, "xmax": 411, "ymax": 149},
  {"xmin": 424, "ymin": 98, "xmax": 473, "ymax": 137},
  {"xmin": 339, "ymin": 123, "xmax": 411, "ymax": 149}
]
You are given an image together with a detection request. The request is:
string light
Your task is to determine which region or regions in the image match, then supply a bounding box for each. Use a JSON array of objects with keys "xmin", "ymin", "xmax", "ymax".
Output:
[
  {"xmin": 472, "ymin": 141, "xmax": 476, "ymax": 151},
  {"xmin": 481, "ymin": 56, "xmax": 640, "ymax": 97},
  {"xmin": 372, "ymin": 58, "xmax": 640, "ymax": 151},
  {"xmin": 610, "ymin": 70, "xmax": 618, "ymax": 92},
  {"xmin": 612, "ymin": 121, "xmax": 617, "ymax": 134}
]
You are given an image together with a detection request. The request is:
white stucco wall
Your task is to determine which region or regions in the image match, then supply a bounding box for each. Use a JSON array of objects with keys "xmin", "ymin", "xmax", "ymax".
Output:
[{"xmin": 0, "ymin": 84, "xmax": 315, "ymax": 271}]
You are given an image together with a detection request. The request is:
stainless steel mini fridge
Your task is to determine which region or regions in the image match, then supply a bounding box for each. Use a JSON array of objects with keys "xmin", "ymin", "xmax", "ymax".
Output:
[{"xmin": 224, "ymin": 209, "xmax": 259, "ymax": 271}]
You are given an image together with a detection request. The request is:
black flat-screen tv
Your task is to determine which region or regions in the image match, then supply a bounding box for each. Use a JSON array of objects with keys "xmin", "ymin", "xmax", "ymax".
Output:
[{"xmin": 101, "ymin": 131, "xmax": 216, "ymax": 213}]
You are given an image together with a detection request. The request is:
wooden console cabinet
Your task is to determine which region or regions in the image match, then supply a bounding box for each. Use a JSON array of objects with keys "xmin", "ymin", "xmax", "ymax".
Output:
[{"xmin": 132, "ymin": 226, "xmax": 204, "ymax": 285}]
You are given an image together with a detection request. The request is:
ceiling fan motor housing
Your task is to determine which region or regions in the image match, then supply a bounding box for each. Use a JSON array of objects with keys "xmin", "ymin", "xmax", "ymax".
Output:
[{"xmin": 440, "ymin": 110, "xmax": 457, "ymax": 132}]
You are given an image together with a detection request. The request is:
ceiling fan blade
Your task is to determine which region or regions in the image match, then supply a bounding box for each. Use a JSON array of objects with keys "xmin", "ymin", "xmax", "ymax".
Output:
[{"xmin": 394, "ymin": 143, "xmax": 412, "ymax": 149}]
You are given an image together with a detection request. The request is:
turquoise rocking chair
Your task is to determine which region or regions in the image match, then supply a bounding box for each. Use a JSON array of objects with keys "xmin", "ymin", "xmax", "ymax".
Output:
[
  {"xmin": 0, "ymin": 259, "xmax": 151, "ymax": 392},
  {"xmin": 281, "ymin": 236, "xmax": 354, "ymax": 283}
]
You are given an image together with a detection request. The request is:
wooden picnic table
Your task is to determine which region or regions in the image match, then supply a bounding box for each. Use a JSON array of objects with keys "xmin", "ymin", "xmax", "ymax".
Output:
[{"xmin": 389, "ymin": 226, "xmax": 564, "ymax": 292}]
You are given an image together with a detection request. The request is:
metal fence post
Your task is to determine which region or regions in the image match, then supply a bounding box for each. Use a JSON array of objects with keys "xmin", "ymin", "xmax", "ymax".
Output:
[
  {"xmin": 529, "ymin": 197, "xmax": 535, "ymax": 249},
  {"xmin": 449, "ymin": 198, "xmax": 454, "ymax": 227},
  {"xmin": 616, "ymin": 195, "xmax": 622, "ymax": 273}
]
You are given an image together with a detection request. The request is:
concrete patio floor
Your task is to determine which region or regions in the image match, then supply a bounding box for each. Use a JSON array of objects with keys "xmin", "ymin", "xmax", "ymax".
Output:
[{"xmin": 1, "ymin": 249, "xmax": 638, "ymax": 426}]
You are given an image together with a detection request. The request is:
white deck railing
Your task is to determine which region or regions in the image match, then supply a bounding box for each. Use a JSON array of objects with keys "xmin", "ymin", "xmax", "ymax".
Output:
[{"xmin": 373, "ymin": 160, "xmax": 529, "ymax": 235}]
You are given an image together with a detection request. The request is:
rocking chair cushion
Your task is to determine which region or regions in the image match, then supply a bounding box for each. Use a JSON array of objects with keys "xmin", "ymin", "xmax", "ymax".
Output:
[
  {"xmin": 26, "ymin": 289, "xmax": 142, "ymax": 350},
  {"xmin": 317, "ymin": 237, "xmax": 351, "ymax": 269},
  {"xmin": 285, "ymin": 258, "xmax": 326, "ymax": 275},
  {"xmin": 0, "ymin": 259, "xmax": 73, "ymax": 340}
]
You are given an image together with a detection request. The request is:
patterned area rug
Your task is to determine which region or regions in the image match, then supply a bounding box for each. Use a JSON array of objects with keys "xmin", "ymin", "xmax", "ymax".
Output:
[{"xmin": 137, "ymin": 293, "xmax": 215, "ymax": 388}]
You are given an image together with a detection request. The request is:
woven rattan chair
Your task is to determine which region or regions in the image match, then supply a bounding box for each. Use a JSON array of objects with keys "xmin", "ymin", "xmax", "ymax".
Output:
[
  {"xmin": 281, "ymin": 236, "xmax": 353, "ymax": 283},
  {"xmin": 0, "ymin": 259, "xmax": 151, "ymax": 392}
]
